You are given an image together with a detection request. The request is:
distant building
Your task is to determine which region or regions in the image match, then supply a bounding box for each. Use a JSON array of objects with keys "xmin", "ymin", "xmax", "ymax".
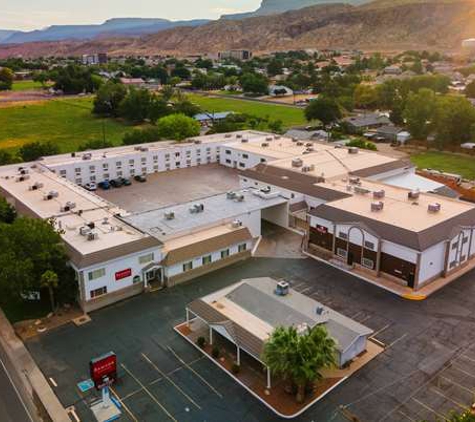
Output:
[
  {"xmin": 119, "ymin": 77, "xmax": 145, "ymax": 87},
  {"xmin": 218, "ymin": 50, "xmax": 253, "ymax": 61},
  {"xmin": 194, "ymin": 111, "xmax": 233, "ymax": 125},
  {"xmin": 268, "ymin": 85, "xmax": 293, "ymax": 97},
  {"xmin": 383, "ymin": 65, "xmax": 402, "ymax": 75},
  {"xmin": 375, "ymin": 125, "xmax": 411, "ymax": 144},
  {"xmin": 82, "ymin": 53, "xmax": 108, "ymax": 66},
  {"xmin": 342, "ymin": 113, "xmax": 391, "ymax": 134}
]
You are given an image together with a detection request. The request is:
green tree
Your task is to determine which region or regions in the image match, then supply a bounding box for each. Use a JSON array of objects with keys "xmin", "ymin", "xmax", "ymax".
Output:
[
  {"xmin": 403, "ymin": 88, "xmax": 436, "ymax": 140},
  {"xmin": 262, "ymin": 326, "xmax": 337, "ymax": 403},
  {"xmin": 240, "ymin": 73, "xmax": 269, "ymax": 95},
  {"xmin": 0, "ymin": 197, "xmax": 16, "ymax": 224},
  {"xmin": 93, "ymin": 82, "xmax": 127, "ymax": 117},
  {"xmin": 304, "ymin": 97, "xmax": 342, "ymax": 128},
  {"xmin": 0, "ymin": 67, "xmax": 14, "ymax": 91},
  {"xmin": 40, "ymin": 270, "xmax": 59, "ymax": 313},
  {"xmin": 78, "ymin": 139, "xmax": 114, "ymax": 151},
  {"xmin": 119, "ymin": 88, "xmax": 152, "ymax": 123},
  {"xmin": 0, "ymin": 150, "xmax": 18, "ymax": 166},
  {"xmin": 173, "ymin": 99, "xmax": 201, "ymax": 117},
  {"xmin": 19, "ymin": 142, "xmax": 60, "ymax": 162},
  {"xmin": 354, "ymin": 84, "xmax": 379, "ymax": 109},
  {"xmin": 465, "ymin": 81, "xmax": 475, "ymax": 99},
  {"xmin": 148, "ymin": 97, "xmax": 172, "ymax": 122},
  {"xmin": 123, "ymin": 127, "xmax": 161, "ymax": 145},
  {"xmin": 155, "ymin": 114, "xmax": 200, "ymax": 141}
]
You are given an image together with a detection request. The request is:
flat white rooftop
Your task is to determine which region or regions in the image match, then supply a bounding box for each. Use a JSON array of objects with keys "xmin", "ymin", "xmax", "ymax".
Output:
[{"xmin": 123, "ymin": 188, "xmax": 287, "ymax": 241}]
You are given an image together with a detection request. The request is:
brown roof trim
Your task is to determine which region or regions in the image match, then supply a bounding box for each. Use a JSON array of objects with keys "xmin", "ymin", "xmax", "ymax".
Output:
[
  {"xmin": 187, "ymin": 299, "xmax": 264, "ymax": 360},
  {"xmin": 66, "ymin": 236, "xmax": 161, "ymax": 269},
  {"xmin": 241, "ymin": 164, "xmax": 351, "ymax": 202},
  {"xmin": 289, "ymin": 200, "xmax": 308, "ymax": 213},
  {"xmin": 350, "ymin": 160, "xmax": 413, "ymax": 178},
  {"xmin": 161, "ymin": 227, "xmax": 252, "ymax": 266},
  {"xmin": 310, "ymin": 205, "xmax": 475, "ymax": 251}
]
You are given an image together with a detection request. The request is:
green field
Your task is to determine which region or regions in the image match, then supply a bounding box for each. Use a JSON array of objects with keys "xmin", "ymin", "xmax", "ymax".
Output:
[
  {"xmin": 411, "ymin": 151, "xmax": 475, "ymax": 180},
  {"xmin": 11, "ymin": 80, "xmax": 47, "ymax": 91},
  {"xmin": 188, "ymin": 94, "xmax": 306, "ymax": 128},
  {"xmin": 0, "ymin": 97, "xmax": 135, "ymax": 152}
]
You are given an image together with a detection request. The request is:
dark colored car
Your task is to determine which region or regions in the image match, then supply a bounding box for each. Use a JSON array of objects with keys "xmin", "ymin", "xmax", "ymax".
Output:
[
  {"xmin": 98, "ymin": 180, "xmax": 110, "ymax": 190},
  {"xmin": 134, "ymin": 175, "xmax": 147, "ymax": 183},
  {"xmin": 110, "ymin": 178, "xmax": 123, "ymax": 188},
  {"xmin": 119, "ymin": 177, "xmax": 132, "ymax": 186}
]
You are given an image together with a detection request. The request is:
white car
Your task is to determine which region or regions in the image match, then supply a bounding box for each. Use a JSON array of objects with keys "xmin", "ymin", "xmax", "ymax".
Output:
[{"xmin": 84, "ymin": 182, "xmax": 97, "ymax": 191}]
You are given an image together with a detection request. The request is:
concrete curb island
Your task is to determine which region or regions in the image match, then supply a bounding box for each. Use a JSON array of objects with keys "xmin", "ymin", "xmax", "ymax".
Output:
[{"xmin": 0, "ymin": 309, "xmax": 70, "ymax": 422}]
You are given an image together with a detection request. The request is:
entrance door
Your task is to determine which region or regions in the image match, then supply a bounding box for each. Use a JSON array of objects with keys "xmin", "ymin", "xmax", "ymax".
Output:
[{"xmin": 146, "ymin": 268, "xmax": 163, "ymax": 287}]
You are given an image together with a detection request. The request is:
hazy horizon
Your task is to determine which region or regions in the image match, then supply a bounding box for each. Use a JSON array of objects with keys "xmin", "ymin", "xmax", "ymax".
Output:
[{"xmin": 1, "ymin": 0, "xmax": 261, "ymax": 31}]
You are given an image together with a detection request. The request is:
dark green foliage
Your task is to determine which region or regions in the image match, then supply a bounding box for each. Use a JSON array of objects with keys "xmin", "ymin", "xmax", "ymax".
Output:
[
  {"xmin": 19, "ymin": 141, "xmax": 60, "ymax": 162},
  {"xmin": 93, "ymin": 82, "xmax": 127, "ymax": 117},
  {"xmin": 123, "ymin": 127, "xmax": 161, "ymax": 145}
]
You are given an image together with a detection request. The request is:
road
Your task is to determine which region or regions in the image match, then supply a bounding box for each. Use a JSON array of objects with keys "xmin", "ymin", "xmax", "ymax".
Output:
[{"xmin": 0, "ymin": 357, "xmax": 34, "ymax": 422}]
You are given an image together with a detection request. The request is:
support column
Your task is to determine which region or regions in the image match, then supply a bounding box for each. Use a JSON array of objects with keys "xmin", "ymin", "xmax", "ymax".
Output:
[
  {"xmin": 266, "ymin": 367, "xmax": 271, "ymax": 389},
  {"xmin": 413, "ymin": 253, "xmax": 422, "ymax": 291},
  {"xmin": 209, "ymin": 326, "xmax": 213, "ymax": 345},
  {"xmin": 443, "ymin": 240, "xmax": 451, "ymax": 277},
  {"xmin": 186, "ymin": 308, "xmax": 190, "ymax": 327},
  {"xmin": 332, "ymin": 223, "xmax": 337, "ymax": 255},
  {"xmin": 236, "ymin": 347, "xmax": 241, "ymax": 366},
  {"xmin": 376, "ymin": 239, "xmax": 382, "ymax": 277}
]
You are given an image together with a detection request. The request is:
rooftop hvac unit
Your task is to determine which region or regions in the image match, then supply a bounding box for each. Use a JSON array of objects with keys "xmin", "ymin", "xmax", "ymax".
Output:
[
  {"xmin": 371, "ymin": 201, "xmax": 384, "ymax": 212},
  {"xmin": 193, "ymin": 140, "xmax": 202, "ymax": 145},
  {"xmin": 261, "ymin": 186, "xmax": 271, "ymax": 194},
  {"xmin": 43, "ymin": 190, "xmax": 59, "ymax": 200},
  {"xmin": 82, "ymin": 153, "xmax": 92, "ymax": 160},
  {"xmin": 301, "ymin": 165, "xmax": 315, "ymax": 173},
  {"xmin": 408, "ymin": 190, "xmax": 420, "ymax": 200},
  {"xmin": 306, "ymin": 147, "xmax": 315, "ymax": 153},
  {"xmin": 236, "ymin": 134, "xmax": 242, "ymax": 139},
  {"xmin": 261, "ymin": 142, "xmax": 269, "ymax": 148},
  {"xmin": 334, "ymin": 144, "xmax": 343, "ymax": 149},
  {"xmin": 19, "ymin": 168, "xmax": 29, "ymax": 175},
  {"xmin": 225, "ymin": 134, "xmax": 233, "ymax": 138},
  {"xmin": 291, "ymin": 158, "xmax": 303, "ymax": 168},
  {"xmin": 275, "ymin": 281, "xmax": 290, "ymax": 296},
  {"xmin": 266, "ymin": 137, "xmax": 273, "ymax": 142},
  {"xmin": 373, "ymin": 189, "xmax": 385, "ymax": 199},
  {"xmin": 274, "ymin": 136, "xmax": 281, "ymax": 140},
  {"xmin": 241, "ymin": 138, "xmax": 249, "ymax": 143},
  {"xmin": 354, "ymin": 186, "xmax": 371, "ymax": 195},
  {"xmin": 349, "ymin": 177, "xmax": 361, "ymax": 185},
  {"xmin": 231, "ymin": 220, "xmax": 242, "ymax": 228},
  {"xmin": 305, "ymin": 142, "xmax": 313, "ymax": 147},
  {"xmin": 296, "ymin": 141, "xmax": 304, "ymax": 146},
  {"xmin": 140, "ymin": 146, "xmax": 149, "ymax": 151},
  {"xmin": 235, "ymin": 194, "xmax": 245, "ymax": 202},
  {"xmin": 189, "ymin": 203, "xmax": 204, "ymax": 214},
  {"xmin": 316, "ymin": 306, "xmax": 326, "ymax": 316},
  {"xmin": 61, "ymin": 201, "xmax": 77, "ymax": 212},
  {"xmin": 87, "ymin": 222, "xmax": 95, "ymax": 229},
  {"xmin": 29, "ymin": 182, "xmax": 44, "ymax": 191},
  {"xmin": 16, "ymin": 175, "xmax": 30, "ymax": 182},
  {"xmin": 134, "ymin": 146, "xmax": 141, "ymax": 151},
  {"xmin": 428, "ymin": 203, "xmax": 441, "ymax": 213},
  {"xmin": 79, "ymin": 226, "xmax": 91, "ymax": 236},
  {"xmin": 348, "ymin": 147, "xmax": 359, "ymax": 154},
  {"xmin": 102, "ymin": 217, "xmax": 109, "ymax": 225},
  {"xmin": 226, "ymin": 191, "xmax": 237, "ymax": 200},
  {"xmin": 87, "ymin": 231, "xmax": 99, "ymax": 241},
  {"xmin": 291, "ymin": 137, "xmax": 298, "ymax": 143},
  {"xmin": 164, "ymin": 211, "xmax": 175, "ymax": 220}
]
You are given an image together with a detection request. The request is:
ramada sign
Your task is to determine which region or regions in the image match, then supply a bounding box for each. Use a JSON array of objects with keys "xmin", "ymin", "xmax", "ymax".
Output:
[
  {"xmin": 89, "ymin": 352, "xmax": 117, "ymax": 390},
  {"xmin": 115, "ymin": 268, "xmax": 132, "ymax": 281}
]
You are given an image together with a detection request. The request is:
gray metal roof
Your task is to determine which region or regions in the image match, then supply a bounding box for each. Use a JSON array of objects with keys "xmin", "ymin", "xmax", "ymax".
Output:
[{"xmin": 343, "ymin": 113, "xmax": 391, "ymax": 128}]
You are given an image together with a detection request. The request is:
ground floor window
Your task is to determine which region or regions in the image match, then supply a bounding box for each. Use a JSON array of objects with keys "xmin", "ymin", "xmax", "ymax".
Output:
[
  {"xmin": 202, "ymin": 255, "xmax": 212, "ymax": 265},
  {"xmin": 337, "ymin": 248, "xmax": 348, "ymax": 259},
  {"xmin": 238, "ymin": 243, "xmax": 247, "ymax": 253},
  {"xmin": 90, "ymin": 286, "xmax": 107, "ymax": 299},
  {"xmin": 183, "ymin": 261, "xmax": 193, "ymax": 272},
  {"xmin": 221, "ymin": 249, "xmax": 230, "ymax": 259},
  {"xmin": 362, "ymin": 258, "xmax": 374, "ymax": 270}
]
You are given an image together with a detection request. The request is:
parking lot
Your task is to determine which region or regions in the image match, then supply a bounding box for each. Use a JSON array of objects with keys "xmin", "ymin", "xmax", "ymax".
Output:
[
  {"xmin": 26, "ymin": 255, "xmax": 475, "ymax": 422},
  {"xmin": 96, "ymin": 164, "xmax": 240, "ymax": 213}
]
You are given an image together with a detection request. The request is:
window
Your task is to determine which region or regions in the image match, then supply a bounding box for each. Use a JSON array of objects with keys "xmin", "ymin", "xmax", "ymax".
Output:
[
  {"xmin": 76, "ymin": 178, "xmax": 82, "ymax": 185},
  {"xmin": 225, "ymin": 150, "xmax": 231, "ymax": 155},
  {"xmin": 90, "ymin": 286, "xmax": 107, "ymax": 299},
  {"xmin": 117, "ymin": 171, "xmax": 123, "ymax": 177},
  {"xmin": 165, "ymin": 154, "xmax": 170, "ymax": 161},
  {"xmin": 130, "ymin": 169, "xmax": 135, "ymax": 175},
  {"xmin": 239, "ymin": 162, "xmax": 245, "ymax": 168},
  {"xmin": 449, "ymin": 260, "xmax": 457, "ymax": 269},
  {"xmin": 75, "ymin": 167, "xmax": 81, "ymax": 174},
  {"xmin": 175, "ymin": 152, "xmax": 180, "ymax": 157},
  {"xmin": 242, "ymin": 154, "xmax": 249, "ymax": 159},
  {"xmin": 153, "ymin": 165, "xmax": 159, "ymax": 170},
  {"xmin": 364, "ymin": 241, "xmax": 375, "ymax": 250},
  {"xmin": 197, "ymin": 158, "xmax": 201, "ymax": 164},
  {"xmin": 116, "ymin": 161, "xmax": 122, "ymax": 168},
  {"xmin": 176, "ymin": 162, "xmax": 181, "ymax": 167},
  {"xmin": 89, "ymin": 166, "xmax": 96, "ymax": 173},
  {"xmin": 102, "ymin": 163, "xmax": 108, "ymax": 170},
  {"xmin": 339, "ymin": 232, "xmax": 348, "ymax": 240},
  {"xmin": 142, "ymin": 167, "xmax": 147, "ymax": 173},
  {"xmin": 452, "ymin": 242, "xmax": 459, "ymax": 250},
  {"xmin": 186, "ymin": 151, "xmax": 191, "ymax": 156},
  {"xmin": 139, "ymin": 253, "xmax": 154, "ymax": 264},
  {"xmin": 88, "ymin": 268, "xmax": 105, "ymax": 281},
  {"xmin": 225, "ymin": 159, "xmax": 231, "ymax": 164},
  {"xmin": 202, "ymin": 255, "xmax": 212, "ymax": 265},
  {"xmin": 463, "ymin": 237, "xmax": 469, "ymax": 244},
  {"xmin": 206, "ymin": 147, "xmax": 211, "ymax": 153},
  {"xmin": 238, "ymin": 243, "xmax": 247, "ymax": 253},
  {"xmin": 337, "ymin": 248, "xmax": 348, "ymax": 259},
  {"xmin": 129, "ymin": 159, "xmax": 135, "ymax": 166},
  {"xmin": 197, "ymin": 149, "xmax": 201, "ymax": 156},
  {"xmin": 90, "ymin": 175, "xmax": 96, "ymax": 182},
  {"xmin": 221, "ymin": 249, "xmax": 230, "ymax": 259},
  {"xmin": 153, "ymin": 155, "xmax": 158, "ymax": 161},
  {"xmin": 104, "ymin": 173, "xmax": 110, "ymax": 179},
  {"xmin": 362, "ymin": 258, "xmax": 374, "ymax": 270},
  {"xmin": 183, "ymin": 261, "xmax": 193, "ymax": 272},
  {"xmin": 141, "ymin": 157, "xmax": 147, "ymax": 163},
  {"xmin": 260, "ymin": 158, "xmax": 267, "ymax": 163},
  {"xmin": 60, "ymin": 170, "xmax": 67, "ymax": 177}
]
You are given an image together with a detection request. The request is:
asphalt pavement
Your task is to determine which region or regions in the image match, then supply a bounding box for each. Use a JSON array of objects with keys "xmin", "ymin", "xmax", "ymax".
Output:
[{"xmin": 0, "ymin": 356, "xmax": 33, "ymax": 422}]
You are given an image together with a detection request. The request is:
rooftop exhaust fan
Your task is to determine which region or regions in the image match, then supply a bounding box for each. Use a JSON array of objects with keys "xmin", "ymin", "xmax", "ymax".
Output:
[{"xmin": 428, "ymin": 203, "xmax": 441, "ymax": 213}]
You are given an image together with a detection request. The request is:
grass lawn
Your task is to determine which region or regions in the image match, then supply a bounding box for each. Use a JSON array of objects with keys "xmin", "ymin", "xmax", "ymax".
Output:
[
  {"xmin": 188, "ymin": 93, "xmax": 306, "ymax": 128},
  {"xmin": 0, "ymin": 97, "xmax": 136, "ymax": 152},
  {"xmin": 11, "ymin": 80, "xmax": 48, "ymax": 91},
  {"xmin": 411, "ymin": 151, "xmax": 475, "ymax": 180}
]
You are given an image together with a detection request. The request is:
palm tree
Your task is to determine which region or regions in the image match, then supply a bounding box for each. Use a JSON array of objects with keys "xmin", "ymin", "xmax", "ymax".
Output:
[
  {"xmin": 40, "ymin": 270, "xmax": 59, "ymax": 313},
  {"xmin": 262, "ymin": 325, "xmax": 337, "ymax": 403}
]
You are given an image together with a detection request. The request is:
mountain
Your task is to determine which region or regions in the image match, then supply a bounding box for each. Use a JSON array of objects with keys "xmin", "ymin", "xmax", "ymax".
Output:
[
  {"xmin": 1, "ymin": 0, "xmax": 475, "ymax": 58},
  {"xmin": 221, "ymin": 0, "xmax": 369, "ymax": 19},
  {"xmin": 1, "ymin": 18, "xmax": 210, "ymax": 44},
  {"xmin": 0, "ymin": 30, "xmax": 17, "ymax": 43}
]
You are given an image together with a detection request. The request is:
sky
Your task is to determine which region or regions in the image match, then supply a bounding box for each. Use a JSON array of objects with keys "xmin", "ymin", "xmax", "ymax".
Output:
[{"xmin": 0, "ymin": 0, "xmax": 261, "ymax": 31}]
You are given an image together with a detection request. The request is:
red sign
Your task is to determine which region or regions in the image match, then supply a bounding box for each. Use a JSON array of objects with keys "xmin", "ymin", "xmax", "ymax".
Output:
[
  {"xmin": 90, "ymin": 352, "xmax": 117, "ymax": 390},
  {"xmin": 115, "ymin": 268, "xmax": 132, "ymax": 281},
  {"xmin": 316, "ymin": 225, "xmax": 328, "ymax": 234}
]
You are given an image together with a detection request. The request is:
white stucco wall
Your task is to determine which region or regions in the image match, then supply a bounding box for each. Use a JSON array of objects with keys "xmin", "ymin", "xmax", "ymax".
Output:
[{"xmin": 418, "ymin": 242, "xmax": 446, "ymax": 284}]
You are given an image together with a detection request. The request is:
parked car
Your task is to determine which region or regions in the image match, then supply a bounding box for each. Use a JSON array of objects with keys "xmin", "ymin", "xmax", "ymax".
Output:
[
  {"xmin": 110, "ymin": 178, "xmax": 123, "ymax": 188},
  {"xmin": 84, "ymin": 182, "xmax": 97, "ymax": 191},
  {"xmin": 98, "ymin": 180, "xmax": 110, "ymax": 190},
  {"xmin": 134, "ymin": 175, "xmax": 147, "ymax": 183},
  {"xmin": 119, "ymin": 177, "xmax": 131, "ymax": 186}
]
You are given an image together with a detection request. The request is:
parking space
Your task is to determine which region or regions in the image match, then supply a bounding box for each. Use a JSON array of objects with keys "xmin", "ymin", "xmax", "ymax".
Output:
[
  {"xmin": 26, "ymin": 256, "xmax": 475, "ymax": 421},
  {"xmin": 95, "ymin": 164, "xmax": 240, "ymax": 213}
]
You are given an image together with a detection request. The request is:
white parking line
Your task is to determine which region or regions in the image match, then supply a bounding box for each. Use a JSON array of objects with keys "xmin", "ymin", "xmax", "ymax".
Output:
[
  {"xmin": 141, "ymin": 352, "xmax": 201, "ymax": 410},
  {"xmin": 451, "ymin": 362, "xmax": 475, "ymax": 380},
  {"xmin": 386, "ymin": 333, "xmax": 408, "ymax": 350},
  {"xmin": 110, "ymin": 386, "xmax": 139, "ymax": 422},
  {"xmin": 121, "ymin": 363, "xmax": 178, "ymax": 422},
  {"xmin": 431, "ymin": 387, "xmax": 468, "ymax": 411},
  {"xmin": 370, "ymin": 324, "xmax": 392, "ymax": 338},
  {"xmin": 398, "ymin": 410, "xmax": 417, "ymax": 422},
  {"xmin": 412, "ymin": 398, "xmax": 447, "ymax": 420},
  {"xmin": 439, "ymin": 375, "xmax": 475, "ymax": 395}
]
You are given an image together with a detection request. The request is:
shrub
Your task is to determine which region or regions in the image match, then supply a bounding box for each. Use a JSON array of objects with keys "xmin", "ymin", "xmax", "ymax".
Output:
[
  {"xmin": 196, "ymin": 336, "xmax": 206, "ymax": 348},
  {"xmin": 231, "ymin": 363, "xmax": 240, "ymax": 374},
  {"xmin": 211, "ymin": 346, "xmax": 220, "ymax": 358}
]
